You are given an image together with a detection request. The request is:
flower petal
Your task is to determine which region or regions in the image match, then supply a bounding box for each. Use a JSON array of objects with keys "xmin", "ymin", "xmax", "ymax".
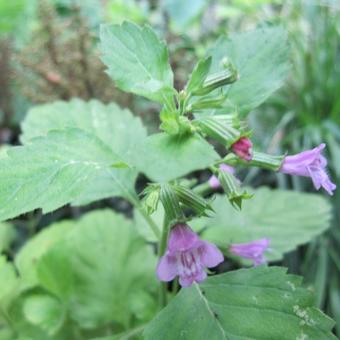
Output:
[
  {"xmin": 156, "ymin": 254, "xmax": 178, "ymax": 282},
  {"xmin": 200, "ymin": 241, "xmax": 224, "ymax": 268},
  {"xmin": 168, "ymin": 224, "xmax": 200, "ymax": 253},
  {"xmin": 179, "ymin": 275, "xmax": 195, "ymax": 287}
]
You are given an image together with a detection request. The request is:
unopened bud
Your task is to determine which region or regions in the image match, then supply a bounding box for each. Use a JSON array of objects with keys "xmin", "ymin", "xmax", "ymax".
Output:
[{"xmin": 231, "ymin": 137, "xmax": 253, "ymax": 161}]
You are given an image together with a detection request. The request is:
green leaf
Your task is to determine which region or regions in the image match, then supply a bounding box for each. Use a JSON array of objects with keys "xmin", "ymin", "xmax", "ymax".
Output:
[
  {"xmin": 208, "ymin": 26, "xmax": 290, "ymax": 115},
  {"xmin": 193, "ymin": 188, "xmax": 331, "ymax": 261},
  {"xmin": 185, "ymin": 57, "xmax": 212, "ymax": 94},
  {"xmin": 20, "ymin": 99, "xmax": 147, "ymax": 205},
  {"xmin": 22, "ymin": 294, "xmax": 65, "ymax": 336},
  {"xmin": 15, "ymin": 220, "xmax": 73, "ymax": 288},
  {"xmin": 100, "ymin": 21, "xmax": 174, "ymax": 104},
  {"xmin": 0, "ymin": 256, "xmax": 18, "ymax": 301},
  {"xmin": 133, "ymin": 133, "xmax": 219, "ymax": 182},
  {"xmin": 0, "ymin": 128, "xmax": 136, "ymax": 222},
  {"xmin": 144, "ymin": 266, "xmax": 336, "ymax": 339},
  {"xmin": 34, "ymin": 210, "xmax": 158, "ymax": 329}
]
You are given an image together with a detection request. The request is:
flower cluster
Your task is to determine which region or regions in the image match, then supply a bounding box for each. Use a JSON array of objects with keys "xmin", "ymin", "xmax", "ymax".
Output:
[
  {"xmin": 156, "ymin": 143, "xmax": 335, "ymax": 288},
  {"xmin": 157, "ymin": 224, "xmax": 270, "ymax": 287}
]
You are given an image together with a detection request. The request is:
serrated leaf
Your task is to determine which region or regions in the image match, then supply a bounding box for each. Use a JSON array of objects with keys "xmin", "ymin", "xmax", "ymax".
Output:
[
  {"xmin": 208, "ymin": 26, "xmax": 290, "ymax": 116},
  {"xmin": 100, "ymin": 21, "xmax": 174, "ymax": 104},
  {"xmin": 144, "ymin": 266, "xmax": 336, "ymax": 339},
  {"xmin": 0, "ymin": 128, "xmax": 136, "ymax": 222},
  {"xmin": 192, "ymin": 188, "xmax": 331, "ymax": 261},
  {"xmin": 20, "ymin": 99, "xmax": 147, "ymax": 206},
  {"xmin": 133, "ymin": 133, "xmax": 219, "ymax": 182},
  {"xmin": 34, "ymin": 210, "xmax": 158, "ymax": 329}
]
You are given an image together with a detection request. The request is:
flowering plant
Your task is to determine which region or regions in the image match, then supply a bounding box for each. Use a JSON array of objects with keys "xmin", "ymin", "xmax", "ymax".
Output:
[{"xmin": 0, "ymin": 21, "xmax": 336, "ymax": 339}]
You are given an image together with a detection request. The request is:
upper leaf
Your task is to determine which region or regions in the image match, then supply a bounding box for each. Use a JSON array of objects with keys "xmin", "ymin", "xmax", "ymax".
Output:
[
  {"xmin": 0, "ymin": 128, "xmax": 136, "ymax": 222},
  {"xmin": 100, "ymin": 21, "xmax": 174, "ymax": 104},
  {"xmin": 208, "ymin": 26, "xmax": 290, "ymax": 116},
  {"xmin": 192, "ymin": 188, "xmax": 331, "ymax": 261},
  {"xmin": 144, "ymin": 266, "xmax": 336, "ymax": 339}
]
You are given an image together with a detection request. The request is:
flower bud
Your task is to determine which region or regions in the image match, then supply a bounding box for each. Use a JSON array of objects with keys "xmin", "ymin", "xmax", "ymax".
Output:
[
  {"xmin": 192, "ymin": 64, "xmax": 238, "ymax": 96},
  {"xmin": 231, "ymin": 137, "xmax": 253, "ymax": 161}
]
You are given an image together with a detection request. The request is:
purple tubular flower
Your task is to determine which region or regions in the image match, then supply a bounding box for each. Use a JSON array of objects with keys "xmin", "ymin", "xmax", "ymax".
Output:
[
  {"xmin": 157, "ymin": 224, "xmax": 224, "ymax": 287},
  {"xmin": 229, "ymin": 238, "xmax": 270, "ymax": 266},
  {"xmin": 279, "ymin": 143, "xmax": 336, "ymax": 195},
  {"xmin": 209, "ymin": 164, "xmax": 235, "ymax": 189}
]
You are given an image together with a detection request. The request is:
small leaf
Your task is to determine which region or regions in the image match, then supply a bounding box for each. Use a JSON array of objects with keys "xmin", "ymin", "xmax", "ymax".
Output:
[
  {"xmin": 144, "ymin": 266, "xmax": 336, "ymax": 339},
  {"xmin": 185, "ymin": 57, "xmax": 212, "ymax": 94},
  {"xmin": 100, "ymin": 21, "xmax": 175, "ymax": 104}
]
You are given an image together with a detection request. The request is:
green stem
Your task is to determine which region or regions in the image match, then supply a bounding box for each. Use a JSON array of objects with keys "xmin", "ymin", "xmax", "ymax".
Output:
[
  {"xmin": 136, "ymin": 204, "xmax": 161, "ymax": 239},
  {"xmin": 129, "ymin": 193, "xmax": 161, "ymax": 239},
  {"xmin": 159, "ymin": 216, "xmax": 170, "ymax": 307}
]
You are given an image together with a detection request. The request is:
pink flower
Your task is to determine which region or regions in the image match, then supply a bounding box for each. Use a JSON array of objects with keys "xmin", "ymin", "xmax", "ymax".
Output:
[
  {"xmin": 230, "ymin": 238, "xmax": 270, "ymax": 266},
  {"xmin": 157, "ymin": 224, "xmax": 224, "ymax": 287},
  {"xmin": 231, "ymin": 137, "xmax": 253, "ymax": 161},
  {"xmin": 209, "ymin": 164, "xmax": 235, "ymax": 189},
  {"xmin": 279, "ymin": 143, "xmax": 336, "ymax": 195}
]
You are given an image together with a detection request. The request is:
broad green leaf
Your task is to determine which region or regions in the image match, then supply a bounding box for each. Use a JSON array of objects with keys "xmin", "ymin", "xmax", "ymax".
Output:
[
  {"xmin": 22, "ymin": 294, "xmax": 65, "ymax": 336},
  {"xmin": 20, "ymin": 99, "xmax": 146, "ymax": 161},
  {"xmin": 192, "ymin": 188, "xmax": 331, "ymax": 261},
  {"xmin": 208, "ymin": 26, "xmax": 290, "ymax": 116},
  {"xmin": 20, "ymin": 99, "xmax": 147, "ymax": 205},
  {"xmin": 133, "ymin": 133, "xmax": 219, "ymax": 182},
  {"xmin": 0, "ymin": 0, "xmax": 26, "ymax": 33},
  {"xmin": 0, "ymin": 128, "xmax": 136, "ymax": 222},
  {"xmin": 100, "ymin": 21, "xmax": 174, "ymax": 104},
  {"xmin": 34, "ymin": 210, "xmax": 158, "ymax": 329},
  {"xmin": 144, "ymin": 266, "xmax": 336, "ymax": 339}
]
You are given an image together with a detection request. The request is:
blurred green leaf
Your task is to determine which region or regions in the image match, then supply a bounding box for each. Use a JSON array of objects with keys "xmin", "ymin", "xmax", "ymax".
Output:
[
  {"xmin": 208, "ymin": 26, "xmax": 290, "ymax": 116},
  {"xmin": 34, "ymin": 209, "xmax": 158, "ymax": 329},
  {"xmin": 22, "ymin": 293, "xmax": 65, "ymax": 336},
  {"xmin": 144, "ymin": 266, "xmax": 336, "ymax": 339},
  {"xmin": 0, "ymin": 0, "xmax": 26, "ymax": 34},
  {"xmin": 100, "ymin": 21, "xmax": 174, "ymax": 104},
  {"xmin": 192, "ymin": 188, "xmax": 331, "ymax": 261},
  {"xmin": 163, "ymin": 0, "xmax": 207, "ymax": 30},
  {"xmin": 15, "ymin": 220, "xmax": 73, "ymax": 288}
]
